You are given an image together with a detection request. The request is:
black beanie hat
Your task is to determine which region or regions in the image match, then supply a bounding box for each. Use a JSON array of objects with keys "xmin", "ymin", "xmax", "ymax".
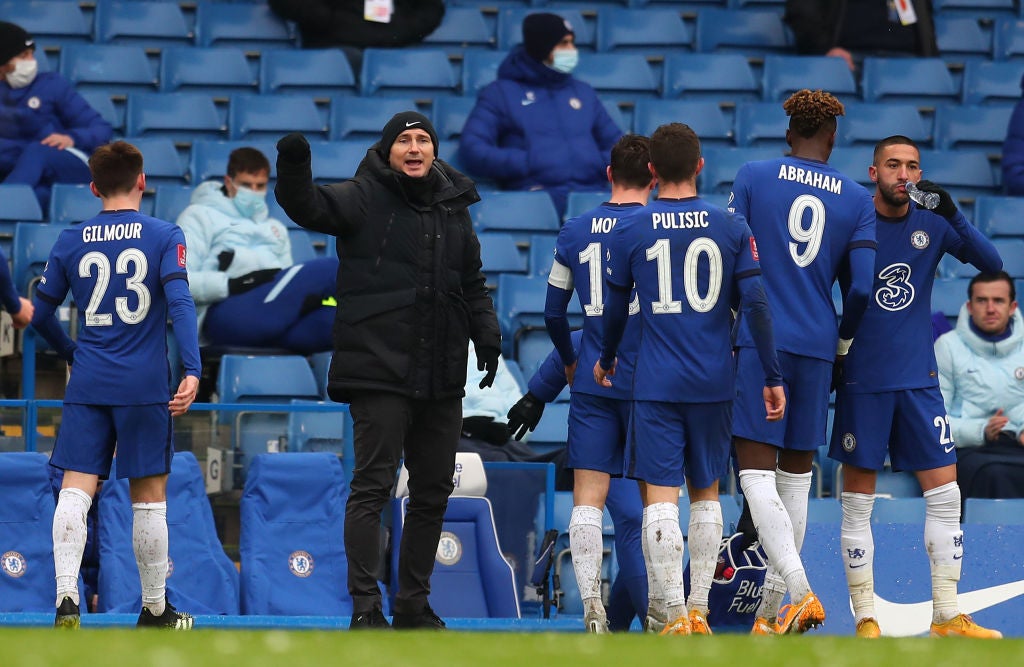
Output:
[
  {"xmin": 522, "ymin": 13, "xmax": 573, "ymax": 62},
  {"xmin": 0, "ymin": 22, "xmax": 33, "ymax": 66},
  {"xmin": 378, "ymin": 111, "xmax": 439, "ymax": 158}
]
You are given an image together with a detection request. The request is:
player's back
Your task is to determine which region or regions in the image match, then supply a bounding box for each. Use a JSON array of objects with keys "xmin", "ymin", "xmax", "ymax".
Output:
[
  {"xmin": 730, "ymin": 156, "xmax": 876, "ymax": 361},
  {"xmin": 43, "ymin": 211, "xmax": 187, "ymax": 405},
  {"xmin": 609, "ymin": 197, "xmax": 755, "ymax": 403}
]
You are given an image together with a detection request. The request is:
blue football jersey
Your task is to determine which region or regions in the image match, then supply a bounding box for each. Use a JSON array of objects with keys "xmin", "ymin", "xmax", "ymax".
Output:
[
  {"xmin": 549, "ymin": 202, "xmax": 642, "ymax": 399},
  {"xmin": 606, "ymin": 197, "xmax": 760, "ymax": 402},
  {"xmin": 842, "ymin": 206, "xmax": 966, "ymax": 393},
  {"xmin": 730, "ymin": 156, "xmax": 876, "ymax": 362},
  {"xmin": 36, "ymin": 211, "xmax": 189, "ymax": 404}
]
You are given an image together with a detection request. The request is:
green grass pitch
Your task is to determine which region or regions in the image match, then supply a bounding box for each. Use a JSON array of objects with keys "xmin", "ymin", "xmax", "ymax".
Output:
[{"xmin": 1, "ymin": 629, "xmax": 1020, "ymax": 667}]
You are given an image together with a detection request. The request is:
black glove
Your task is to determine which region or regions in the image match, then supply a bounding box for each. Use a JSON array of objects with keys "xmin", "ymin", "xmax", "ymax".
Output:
[
  {"xmin": 506, "ymin": 392, "xmax": 545, "ymax": 441},
  {"xmin": 228, "ymin": 269, "xmax": 279, "ymax": 295},
  {"xmin": 277, "ymin": 132, "xmax": 311, "ymax": 163},
  {"xmin": 830, "ymin": 355, "xmax": 846, "ymax": 394},
  {"xmin": 477, "ymin": 346, "xmax": 499, "ymax": 389},
  {"xmin": 916, "ymin": 180, "xmax": 957, "ymax": 219},
  {"xmin": 217, "ymin": 249, "xmax": 235, "ymax": 272}
]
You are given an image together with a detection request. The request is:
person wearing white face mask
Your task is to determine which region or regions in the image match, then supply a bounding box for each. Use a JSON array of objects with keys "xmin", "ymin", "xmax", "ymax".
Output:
[
  {"xmin": 176, "ymin": 147, "xmax": 339, "ymax": 354},
  {"xmin": 459, "ymin": 12, "xmax": 622, "ymax": 218},
  {"xmin": 0, "ymin": 21, "xmax": 112, "ymax": 210}
]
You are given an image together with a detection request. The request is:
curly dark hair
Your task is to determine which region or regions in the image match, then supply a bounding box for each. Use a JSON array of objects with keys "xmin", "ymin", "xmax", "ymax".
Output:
[{"xmin": 783, "ymin": 89, "xmax": 845, "ymax": 139}]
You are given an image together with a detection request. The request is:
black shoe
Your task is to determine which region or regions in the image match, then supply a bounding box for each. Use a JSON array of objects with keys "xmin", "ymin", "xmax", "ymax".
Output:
[
  {"xmin": 392, "ymin": 605, "xmax": 446, "ymax": 630},
  {"xmin": 54, "ymin": 596, "xmax": 80, "ymax": 629},
  {"xmin": 137, "ymin": 602, "xmax": 195, "ymax": 630},
  {"xmin": 350, "ymin": 608, "xmax": 392, "ymax": 630}
]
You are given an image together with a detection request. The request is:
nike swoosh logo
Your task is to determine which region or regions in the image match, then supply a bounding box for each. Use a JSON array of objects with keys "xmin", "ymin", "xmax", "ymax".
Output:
[
  {"xmin": 945, "ymin": 445, "xmax": 956, "ymax": 453},
  {"xmin": 849, "ymin": 563, "xmax": 868, "ymax": 568},
  {"xmin": 405, "ymin": 121, "xmax": 420, "ymax": 127},
  {"xmin": 872, "ymin": 579, "xmax": 1024, "ymax": 636},
  {"xmin": 521, "ymin": 99, "xmax": 535, "ymax": 106},
  {"xmin": 953, "ymin": 553, "xmax": 963, "ymax": 559}
]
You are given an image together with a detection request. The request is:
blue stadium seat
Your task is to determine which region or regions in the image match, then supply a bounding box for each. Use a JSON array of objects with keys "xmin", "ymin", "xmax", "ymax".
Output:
[
  {"xmin": 634, "ymin": 99, "xmax": 733, "ymax": 146},
  {"xmin": 153, "ymin": 184, "xmax": 194, "ymax": 223},
  {"xmin": 189, "ymin": 139, "xmax": 279, "ymax": 183},
  {"xmin": 59, "ymin": 44, "xmax": 158, "ymax": 95},
  {"xmin": 229, "ymin": 94, "xmax": 327, "ymax": 140},
  {"xmin": 471, "ymin": 191, "xmax": 561, "ymax": 243},
  {"xmin": 159, "ymin": 47, "xmax": 257, "ymax": 94},
  {"xmin": 0, "ymin": 453, "xmax": 62, "ymax": 612},
  {"xmin": 595, "ymin": 7, "xmax": 692, "ymax": 53},
  {"xmin": 496, "ymin": 8, "xmax": 593, "ymax": 52},
  {"xmin": 964, "ymin": 498, "xmax": 1024, "ymax": 524},
  {"xmin": 530, "ymin": 400, "xmax": 570, "ymax": 453},
  {"xmin": 935, "ymin": 16, "xmax": 993, "ymax": 62},
  {"xmin": 932, "ymin": 278, "xmax": 972, "ymax": 320},
  {"xmin": 286, "ymin": 399, "xmax": 352, "ymax": 466},
  {"xmin": 992, "ymin": 239, "xmax": 1024, "ymax": 277},
  {"xmin": 938, "ymin": 254, "xmax": 983, "ymax": 279},
  {"xmin": 259, "ymin": 48, "xmax": 356, "ymax": 97},
  {"xmin": 993, "ymin": 18, "xmax": 1024, "ymax": 60},
  {"xmin": 934, "ymin": 0, "xmax": 1015, "ymax": 18},
  {"xmin": 217, "ymin": 354, "xmax": 322, "ymax": 486},
  {"xmin": 287, "ymin": 229, "xmax": 316, "ymax": 264},
  {"xmin": 422, "ymin": 6, "xmax": 495, "ymax": 51},
  {"xmin": 733, "ymin": 101, "xmax": 788, "ymax": 148},
  {"xmin": 933, "ymin": 104, "xmax": 1012, "ymax": 151},
  {"xmin": 93, "ymin": 1, "xmax": 192, "ymax": 47},
  {"xmin": 762, "ymin": 55, "xmax": 857, "ymax": 102},
  {"xmin": 432, "ymin": 95, "xmax": 477, "ymax": 141},
  {"xmin": 130, "ymin": 136, "xmax": 188, "ymax": 187},
  {"xmin": 563, "ymin": 191, "xmax": 611, "ymax": 223},
  {"xmin": 479, "ymin": 232, "xmax": 529, "ymax": 279},
  {"xmin": 195, "ymin": 2, "xmax": 295, "ymax": 49},
  {"xmin": 599, "ymin": 96, "xmax": 631, "ymax": 134},
  {"xmin": 861, "ymin": 57, "xmax": 959, "ymax": 105},
  {"xmin": 240, "ymin": 453, "xmax": 351, "ymax": 615},
  {"xmin": 126, "ymin": 93, "xmax": 227, "ymax": 140},
  {"xmin": 78, "ymin": 90, "xmax": 122, "ymax": 134},
  {"xmin": 329, "ymin": 96, "xmax": 423, "ymax": 141},
  {"xmin": 574, "ymin": 53, "xmax": 659, "ymax": 101},
  {"xmin": 359, "ymin": 48, "xmax": 458, "ymax": 98},
  {"xmin": 918, "ymin": 149, "xmax": 999, "ymax": 201},
  {"xmin": 695, "ymin": 8, "xmax": 792, "ymax": 54},
  {"xmin": 699, "ymin": 147, "xmax": 783, "ymax": 193},
  {"xmin": 49, "ymin": 184, "xmax": 99, "ymax": 225},
  {"xmin": 495, "ymin": 273, "xmax": 582, "ymax": 362},
  {"xmin": 871, "ymin": 497, "xmax": 924, "ymax": 520},
  {"xmin": 827, "ymin": 146, "xmax": 877, "ymax": 187},
  {"xmin": 461, "ymin": 48, "xmax": 507, "ymax": 98},
  {"xmin": 309, "ymin": 140, "xmax": 369, "ymax": 183},
  {"xmin": 0, "ymin": 184, "xmax": 43, "ymax": 222},
  {"xmin": 2, "ymin": 0, "xmax": 90, "ymax": 46},
  {"xmin": 12, "ymin": 222, "xmax": 66, "ymax": 295},
  {"xmin": 805, "ymin": 497, "xmax": 843, "ymax": 523},
  {"xmin": 528, "ymin": 232, "xmax": 559, "ymax": 279},
  {"xmin": 662, "ymin": 53, "xmax": 759, "ymax": 102},
  {"xmin": 961, "ymin": 59, "xmax": 1023, "ymax": 105},
  {"xmin": 96, "ymin": 452, "xmax": 240, "ymax": 614},
  {"xmin": 974, "ymin": 195, "xmax": 1024, "ymax": 238},
  {"xmin": 839, "ymin": 103, "xmax": 932, "ymax": 147}
]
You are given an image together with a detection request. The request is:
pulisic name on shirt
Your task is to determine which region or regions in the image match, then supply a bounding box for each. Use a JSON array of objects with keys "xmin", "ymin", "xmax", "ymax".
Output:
[
  {"xmin": 82, "ymin": 222, "xmax": 143, "ymax": 243},
  {"xmin": 651, "ymin": 210, "xmax": 709, "ymax": 230},
  {"xmin": 777, "ymin": 164, "xmax": 843, "ymax": 195}
]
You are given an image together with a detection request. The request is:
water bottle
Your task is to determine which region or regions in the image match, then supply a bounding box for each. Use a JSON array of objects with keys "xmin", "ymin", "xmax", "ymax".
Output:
[{"xmin": 905, "ymin": 181, "xmax": 940, "ymax": 210}]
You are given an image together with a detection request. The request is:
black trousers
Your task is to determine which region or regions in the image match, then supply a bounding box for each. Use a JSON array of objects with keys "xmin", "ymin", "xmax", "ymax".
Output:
[{"xmin": 345, "ymin": 391, "xmax": 461, "ymax": 615}]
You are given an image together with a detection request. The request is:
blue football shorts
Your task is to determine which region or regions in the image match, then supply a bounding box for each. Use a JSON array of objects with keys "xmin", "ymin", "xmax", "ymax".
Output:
[
  {"xmin": 828, "ymin": 386, "xmax": 955, "ymax": 472},
  {"xmin": 732, "ymin": 348, "xmax": 831, "ymax": 451},
  {"xmin": 49, "ymin": 403, "xmax": 173, "ymax": 480},
  {"xmin": 567, "ymin": 392, "xmax": 630, "ymax": 475},
  {"xmin": 626, "ymin": 400, "xmax": 731, "ymax": 489}
]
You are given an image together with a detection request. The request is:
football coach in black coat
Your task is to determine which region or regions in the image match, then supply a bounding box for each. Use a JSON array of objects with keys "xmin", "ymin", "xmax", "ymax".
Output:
[{"xmin": 275, "ymin": 112, "xmax": 501, "ymax": 630}]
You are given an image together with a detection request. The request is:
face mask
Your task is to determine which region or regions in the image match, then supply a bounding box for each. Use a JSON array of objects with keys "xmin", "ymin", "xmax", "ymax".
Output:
[
  {"xmin": 5, "ymin": 58, "xmax": 37, "ymax": 89},
  {"xmin": 551, "ymin": 48, "xmax": 578, "ymax": 74},
  {"xmin": 233, "ymin": 185, "xmax": 268, "ymax": 220}
]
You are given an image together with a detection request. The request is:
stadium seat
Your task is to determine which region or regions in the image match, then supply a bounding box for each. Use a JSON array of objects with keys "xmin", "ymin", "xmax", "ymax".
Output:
[
  {"xmin": 359, "ymin": 48, "xmax": 458, "ymax": 99},
  {"xmin": 286, "ymin": 399, "xmax": 354, "ymax": 480},
  {"xmin": 96, "ymin": 452, "xmax": 240, "ymax": 614},
  {"xmin": 496, "ymin": 273, "xmax": 582, "ymax": 363},
  {"xmin": 662, "ymin": 53, "xmax": 759, "ymax": 103},
  {"xmin": 329, "ymin": 96, "xmax": 423, "ymax": 141},
  {"xmin": 189, "ymin": 139, "xmax": 279, "ymax": 183},
  {"xmin": 460, "ymin": 48, "xmax": 507, "ymax": 98},
  {"xmin": 961, "ymin": 59, "xmax": 1023, "ymax": 105},
  {"xmin": 259, "ymin": 48, "xmax": 357, "ymax": 97},
  {"xmin": 0, "ymin": 452, "xmax": 59, "ymax": 612},
  {"xmin": 129, "ymin": 136, "xmax": 188, "ymax": 187},
  {"xmin": 228, "ymin": 94, "xmax": 327, "ymax": 141},
  {"xmin": 12, "ymin": 222, "xmax": 67, "ymax": 295},
  {"xmin": 49, "ymin": 184, "xmax": 99, "ymax": 225},
  {"xmin": 78, "ymin": 90, "xmax": 122, "ymax": 134},
  {"xmin": 391, "ymin": 456, "xmax": 520, "ymax": 618},
  {"xmin": 933, "ymin": 104, "xmax": 1012, "ymax": 151},
  {"xmin": 805, "ymin": 497, "xmax": 843, "ymax": 523},
  {"xmin": 964, "ymin": 498, "xmax": 1024, "ymax": 524},
  {"xmin": 527, "ymin": 233, "xmax": 559, "ymax": 279},
  {"xmin": 159, "ymin": 47, "xmax": 257, "ymax": 94},
  {"xmin": 938, "ymin": 254, "xmax": 983, "ymax": 279},
  {"xmin": 595, "ymin": 7, "xmax": 692, "ymax": 53},
  {"xmin": 633, "ymin": 99, "xmax": 733, "ymax": 146},
  {"xmin": 59, "ymin": 44, "xmax": 158, "ymax": 95},
  {"xmin": 308, "ymin": 140, "xmax": 369, "ymax": 183},
  {"xmin": 240, "ymin": 453, "xmax": 352, "ymax": 615},
  {"xmin": 827, "ymin": 145, "xmax": 877, "ymax": 187},
  {"xmin": 0, "ymin": 184, "xmax": 43, "ymax": 223},
  {"xmin": 974, "ymin": 195, "xmax": 1024, "ymax": 238},
  {"xmin": 422, "ymin": 6, "xmax": 495, "ymax": 52},
  {"xmin": 699, "ymin": 147, "xmax": 784, "ymax": 194},
  {"xmin": 217, "ymin": 354, "xmax": 322, "ymax": 487},
  {"xmin": 563, "ymin": 191, "xmax": 611, "ymax": 223},
  {"xmin": 573, "ymin": 53, "xmax": 659, "ymax": 101},
  {"xmin": 125, "ymin": 93, "xmax": 227, "ymax": 140},
  {"xmin": 479, "ymin": 232, "xmax": 529, "ymax": 279},
  {"xmin": 733, "ymin": 101, "xmax": 789, "ymax": 148},
  {"xmin": 934, "ymin": 0, "xmax": 1015, "ymax": 18},
  {"xmin": 762, "ymin": 55, "xmax": 857, "ymax": 102},
  {"xmin": 471, "ymin": 191, "xmax": 561, "ymax": 243},
  {"xmin": 839, "ymin": 103, "xmax": 932, "ymax": 147},
  {"xmin": 993, "ymin": 18, "xmax": 1024, "ymax": 60},
  {"xmin": 992, "ymin": 239, "xmax": 1024, "ymax": 277},
  {"xmin": 932, "ymin": 278, "xmax": 972, "ymax": 321},
  {"xmin": 153, "ymin": 184, "xmax": 195, "ymax": 223},
  {"xmin": 934, "ymin": 16, "xmax": 994, "ymax": 62},
  {"xmin": 918, "ymin": 149, "xmax": 999, "ymax": 201},
  {"xmin": 529, "ymin": 400, "xmax": 570, "ymax": 453},
  {"xmin": 694, "ymin": 9, "xmax": 792, "ymax": 54},
  {"xmin": 861, "ymin": 57, "xmax": 959, "ymax": 105},
  {"xmin": 3, "ymin": 0, "xmax": 90, "ymax": 47},
  {"xmin": 496, "ymin": 8, "xmax": 593, "ymax": 52},
  {"xmin": 194, "ymin": 2, "xmax": 295, "ymax": 49},
  {"xmin": 431, "ymin": 95, "xmax": 477, "ymax": 141},
  {"xmin": 871, "ymin": 496, "xmax": 924, "ymax": 519},
  {"xmin": 93, "ymin": 1, "xmax": 192, "ymax": 47},
  {"xmin": 287, "ymin": 229, "xmax": 317, "ymax": 264}
]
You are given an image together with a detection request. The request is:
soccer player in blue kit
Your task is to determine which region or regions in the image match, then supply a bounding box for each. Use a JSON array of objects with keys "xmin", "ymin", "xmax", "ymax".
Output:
[
  {"xmin": 596, "ymin": 123, "xmax": 785, "ymax": 636},
  {"xmin": 543, "ymin": 134, "xmax": 654, "ymax": 634},
  {"xmin": 31, "ymin": 141, "xmax": 202, "ymax": 630},
  {"xmin": 729, "ymin": 90, "xmax": 877, "ymax": 636},
  {"xmin": 829, "ymin": 136, "xmax": 1003, "ymax": 639}
]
